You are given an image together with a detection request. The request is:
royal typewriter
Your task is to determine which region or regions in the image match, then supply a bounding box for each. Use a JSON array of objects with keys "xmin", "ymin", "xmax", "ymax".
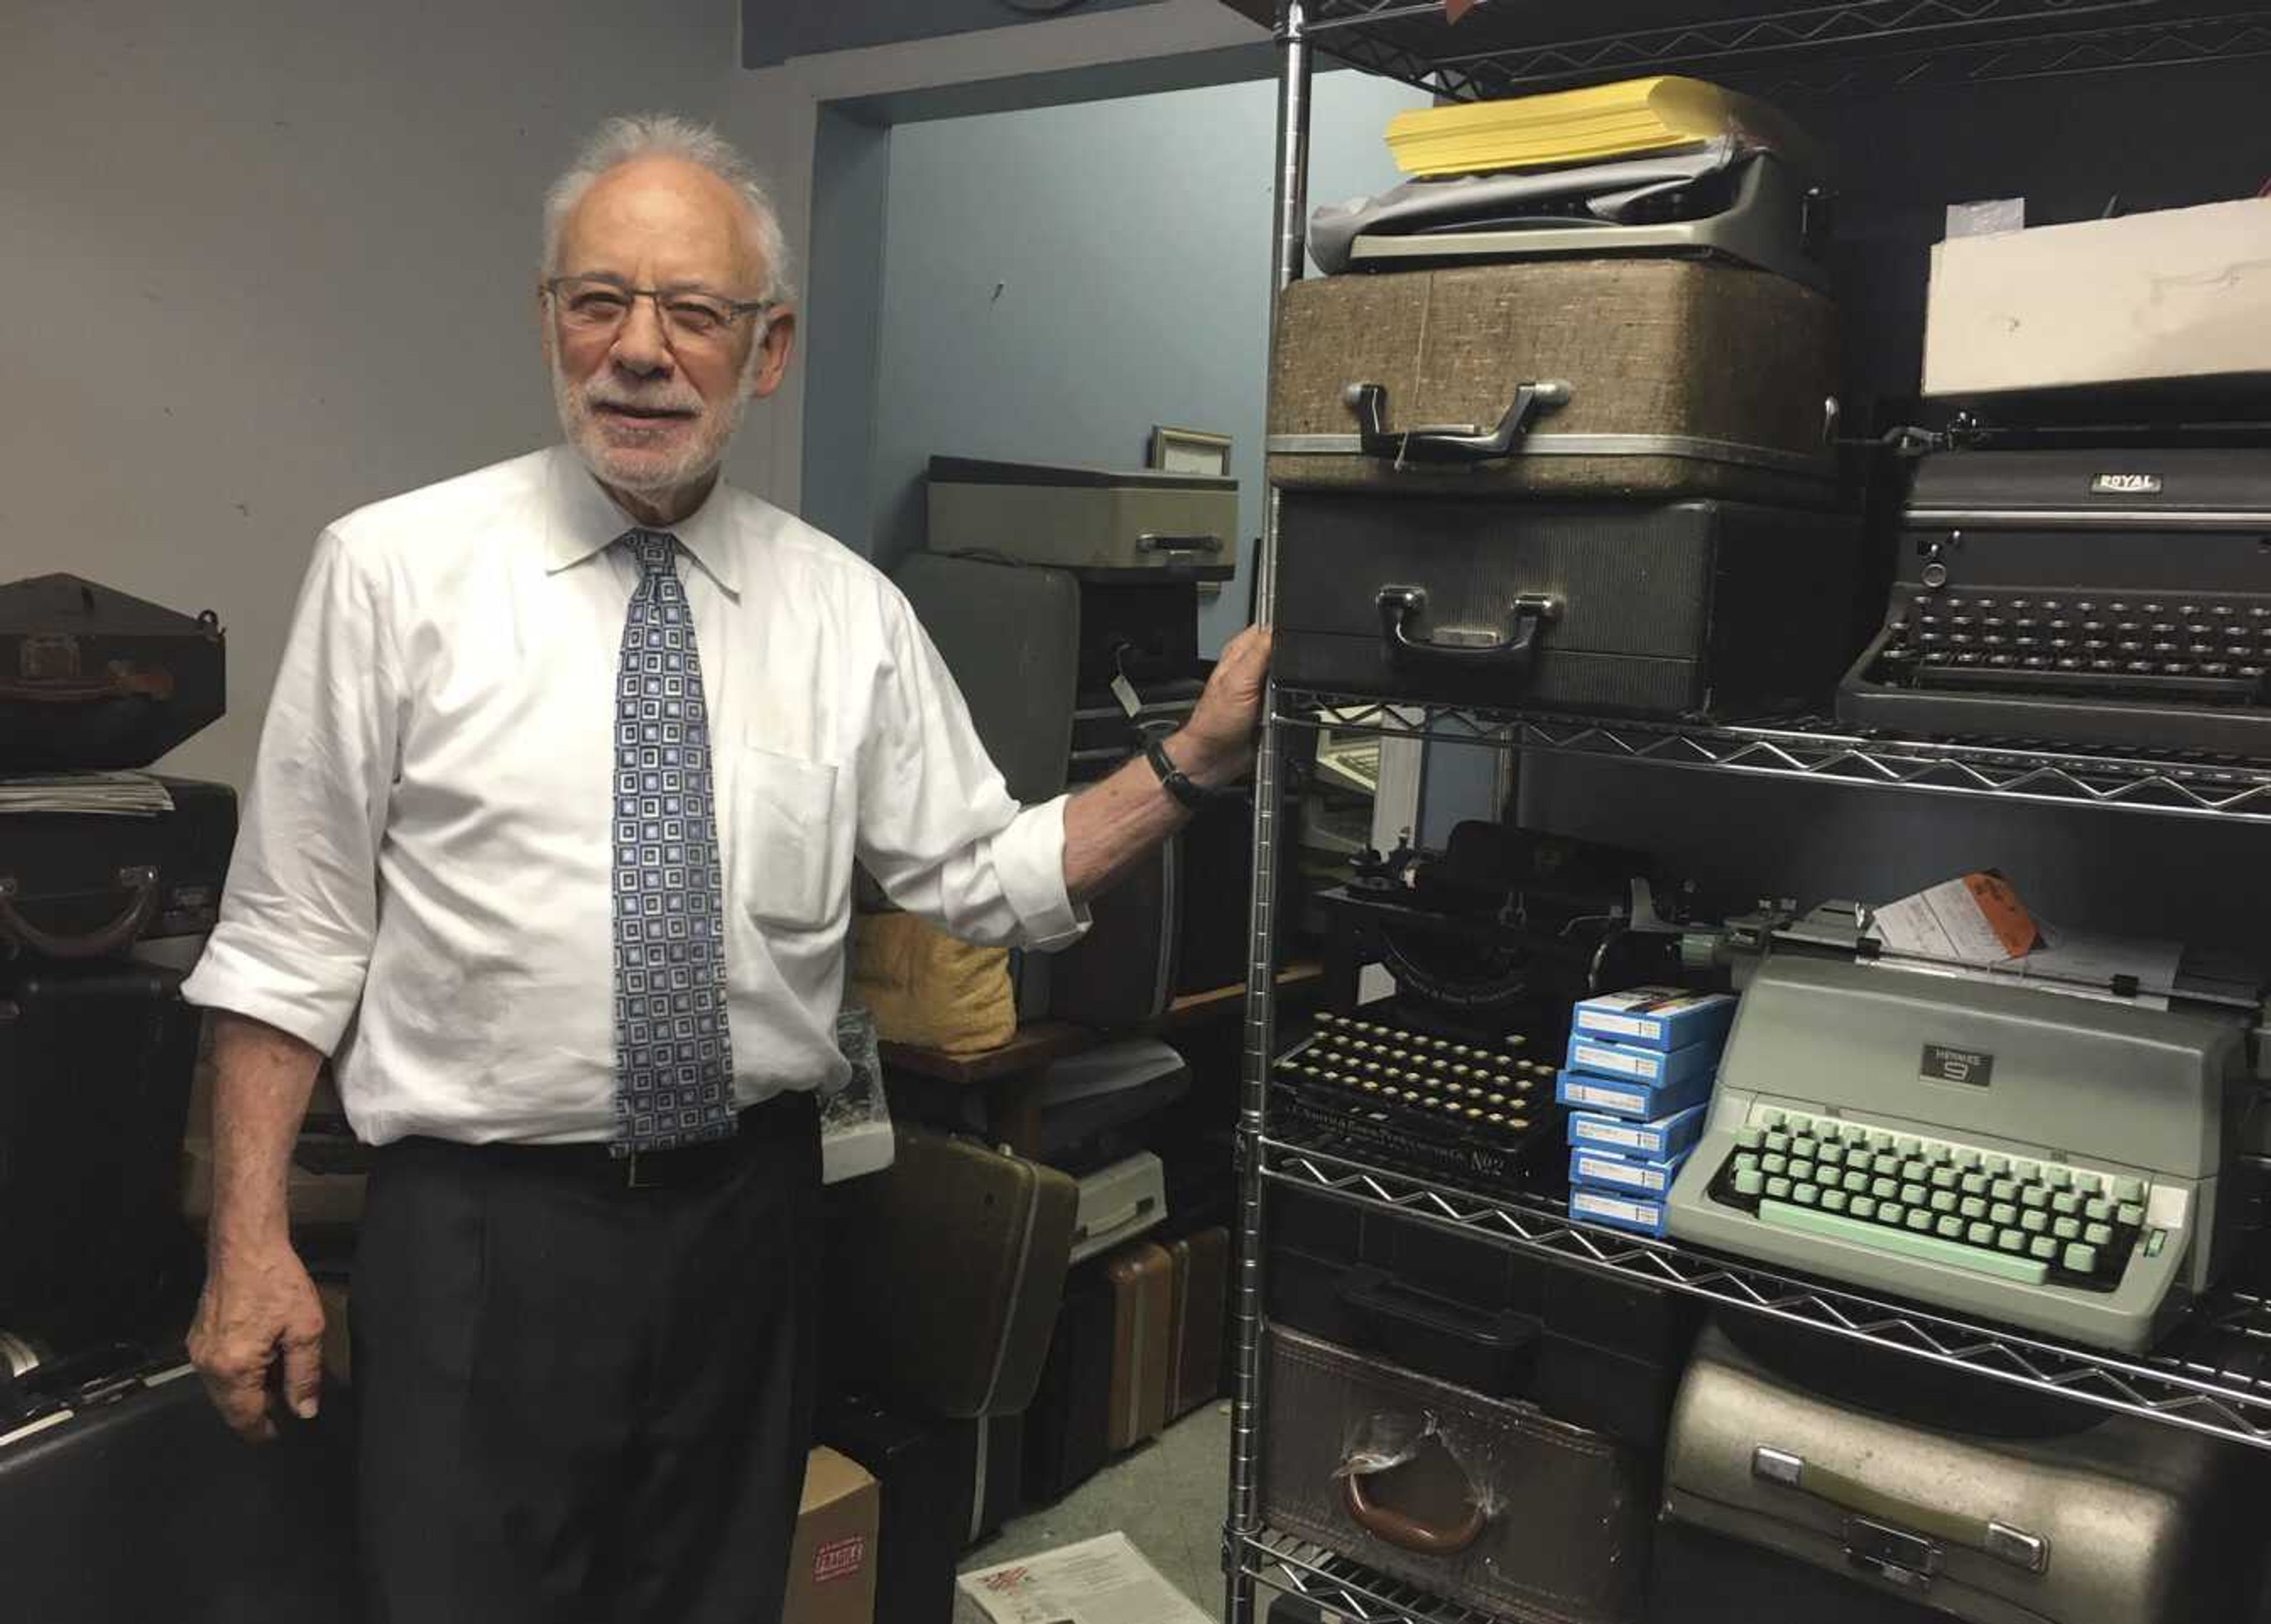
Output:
[
  {"xmin": 1274, "ymin": 823, "xmax": 1691, "ymax": 1192},
  {"xmin": 1837, "ymin": 444, "xmax": 2271, "ymax": 758},
  {"xmin": 1666, "ymin": 953, "xmax": 2258, "ymax": 1353}
]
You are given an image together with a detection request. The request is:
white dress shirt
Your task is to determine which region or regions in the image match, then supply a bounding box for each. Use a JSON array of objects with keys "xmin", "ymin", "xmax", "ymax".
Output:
[{"xmin": 184, "ymin": 445, "xmax": 1086, "ymax": 1146}]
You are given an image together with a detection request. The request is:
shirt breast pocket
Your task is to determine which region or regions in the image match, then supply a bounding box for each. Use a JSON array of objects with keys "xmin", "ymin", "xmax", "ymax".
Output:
[{"xmin": 730, "ymin": 745, "xmax": 843, "ymax": 931}]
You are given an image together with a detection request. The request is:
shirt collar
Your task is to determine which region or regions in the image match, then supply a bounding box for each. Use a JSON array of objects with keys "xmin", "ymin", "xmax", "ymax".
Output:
[{"xmin": 541, "ymin": 445, "xmax": 742, "ymax": 594}]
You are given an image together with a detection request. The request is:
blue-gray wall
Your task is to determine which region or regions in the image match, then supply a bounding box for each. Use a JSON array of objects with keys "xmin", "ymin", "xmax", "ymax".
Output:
[
  {"xmin": 865, "ymin": 69, "xmax": 1429, "ymax": 651},
  {"xmin": 746, "ymin": 0, "xmax": 1167, "ymax": 69}
]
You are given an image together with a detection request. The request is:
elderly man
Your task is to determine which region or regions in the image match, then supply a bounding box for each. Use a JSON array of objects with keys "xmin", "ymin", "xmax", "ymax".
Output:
[{"xmin": 183, "ymin": 113, "xmax": 1267, "ymax": 1623}]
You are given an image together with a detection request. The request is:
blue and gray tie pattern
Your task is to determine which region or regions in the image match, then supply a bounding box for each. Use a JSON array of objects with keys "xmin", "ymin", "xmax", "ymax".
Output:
[{"xmin": 610, "ymin": 529, "xmax": 736, "ymax": 1155}]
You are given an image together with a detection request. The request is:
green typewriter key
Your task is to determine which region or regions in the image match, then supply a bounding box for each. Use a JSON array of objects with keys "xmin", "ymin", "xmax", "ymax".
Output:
[
  {"xmin": 1734, "ymin": 1167, "xmax": 1764, "ymax": 1198},
  {"xmin": 2117, "ymin": 1203, "xmax": 2145, "ymax": 1228},
  {"xmin": 2084, "ymin": 1222, "xmax": 2113, "ymax": 1247},
  {"xmin": 2030, "ymin": 1235, "xmax": 2058, "ymax": 1261}
]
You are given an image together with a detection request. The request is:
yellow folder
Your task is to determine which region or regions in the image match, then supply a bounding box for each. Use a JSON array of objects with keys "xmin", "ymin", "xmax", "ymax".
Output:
[{"xmin": 1385, "ymin": 76, "xmax": 1816, "ymax": 180}]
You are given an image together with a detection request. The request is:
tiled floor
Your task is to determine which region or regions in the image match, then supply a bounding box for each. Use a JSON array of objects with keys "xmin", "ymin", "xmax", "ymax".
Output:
[{"xmin": 953, "ymin": 1403, "xmax": 1234, "ymax": 1623}]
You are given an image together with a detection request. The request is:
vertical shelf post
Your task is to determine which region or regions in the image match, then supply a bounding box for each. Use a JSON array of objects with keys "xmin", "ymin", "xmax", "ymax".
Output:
[{"xmin": 1225, "ymin": 4, "xmax": 1314, "ymax": 1621}]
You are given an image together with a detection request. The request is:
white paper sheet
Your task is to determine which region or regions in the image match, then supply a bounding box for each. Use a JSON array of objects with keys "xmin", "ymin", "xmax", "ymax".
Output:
[{"xmin": 957, "ymin": 1533, "xmax": 1211, "ymax": 1624}]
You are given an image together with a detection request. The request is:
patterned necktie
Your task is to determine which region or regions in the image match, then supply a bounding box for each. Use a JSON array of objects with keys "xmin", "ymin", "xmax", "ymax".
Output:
[{"xmin": 610, "ymin": 529, "xmax": 736, "ymax": 1155}]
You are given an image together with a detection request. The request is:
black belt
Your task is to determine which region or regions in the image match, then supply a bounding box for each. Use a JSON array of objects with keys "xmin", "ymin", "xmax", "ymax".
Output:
[{"xmin": 402, "ymin": 1092, "xmax": 817, "ymax": 1192}]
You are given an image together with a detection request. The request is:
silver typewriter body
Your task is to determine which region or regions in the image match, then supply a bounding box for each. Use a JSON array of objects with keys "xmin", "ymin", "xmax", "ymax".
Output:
[{"xmin": 1665, "ymin": 956, "xmax": 2251, "ymax": 1353}]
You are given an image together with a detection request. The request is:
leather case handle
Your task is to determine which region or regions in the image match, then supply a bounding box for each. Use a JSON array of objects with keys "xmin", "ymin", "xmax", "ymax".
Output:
[
  {"xmin": 1136, "ymin": 533, "xmax": 1225, "ymax": 554},
  {"xmin": 1342, "ymin": 377, "xmax": 1570, "ymax": 465},
  {"xmin": 1378, "ymin": 585, "xmax": 1560, "ymax": 678},
  {"xmin": 1753, "ymin": 1445, "xmax": 2047, "ymax": 1575},
  {"xmin": 0, "ymin": 867, "xmax": 160, "ymax": 960},
  {"xmin": 1342, "ymin": 1471, "xmax": 1487, "ymax": 1556}
]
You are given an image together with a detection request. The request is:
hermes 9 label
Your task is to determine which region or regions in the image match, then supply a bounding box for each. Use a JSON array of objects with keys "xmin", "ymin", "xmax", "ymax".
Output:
[
  {"xmin": 1581, "ymin": 1121, "xmax": 1648, "ymax": 1150},
  {"xmin": 1921, "ymin": 1043, "xmax": 1994, "ymax": 1088}
]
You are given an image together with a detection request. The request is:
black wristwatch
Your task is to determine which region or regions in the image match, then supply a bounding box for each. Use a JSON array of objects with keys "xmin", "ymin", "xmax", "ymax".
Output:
[{"xmin": 1144, "ymin": 734, "xmax": 1209, "ymax": 811}]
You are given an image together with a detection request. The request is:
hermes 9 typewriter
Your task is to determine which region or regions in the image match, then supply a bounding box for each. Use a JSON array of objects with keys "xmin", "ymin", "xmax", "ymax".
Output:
[
  {"xmin": 1666, "ymin": 956, "xmax": 2254, "ymax": 1353},
  {"xmin": 1837, "ymin": 446, "xmax": 2271, "ymax": 758},
  {"xmin": 1276, "ymin": 823, "xmax": 1690, "ymax": 1192}
]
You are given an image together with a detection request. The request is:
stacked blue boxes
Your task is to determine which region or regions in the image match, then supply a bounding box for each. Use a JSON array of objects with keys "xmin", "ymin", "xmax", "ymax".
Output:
[{"xmin": 1561, "ymin": 989, "xmax": 1737, "ymax": 1238}]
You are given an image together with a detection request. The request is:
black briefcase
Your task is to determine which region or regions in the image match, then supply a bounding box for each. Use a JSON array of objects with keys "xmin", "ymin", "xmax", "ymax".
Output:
[
  {"xmin": 820, "ymin": 1395, "xmax": 980, "ymax": 1624},
  {"xmin": 0, "ymin": 1345, "xmax": 358, "ymax": 1623},
  {"xmin": 0, "ymin": 962, "xmax": 203, "ymax": 1343},
  {"xmin": 1023, "ymin": 1261, "xmax": 1116, "ymax": 1505},
  {"xmin": 0, "ymin": 575, "xmax": 227, "ymax": 770},
  {"xmin": 0, "ymin": 777, "xmax": 236, "ymax": 957},
  {"xmin": 1274, "ymin": 492, "xmax": 1858, "ymax": 720}
]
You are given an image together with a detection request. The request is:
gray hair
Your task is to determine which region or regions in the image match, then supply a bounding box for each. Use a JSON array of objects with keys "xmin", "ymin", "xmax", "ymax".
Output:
[{"xmin": 542, "ymin": 113, "xmax": 794, "ymax": 302}]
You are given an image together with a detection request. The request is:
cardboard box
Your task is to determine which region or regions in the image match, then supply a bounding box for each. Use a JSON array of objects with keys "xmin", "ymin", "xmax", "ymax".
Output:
[
  {"xmin": 1923, "ymin": 197, "xmax": 2271, "ymax": 397},
  {"xmin": 785, "ymin": 1447, "xmax": 878, "ymax": 1624}
]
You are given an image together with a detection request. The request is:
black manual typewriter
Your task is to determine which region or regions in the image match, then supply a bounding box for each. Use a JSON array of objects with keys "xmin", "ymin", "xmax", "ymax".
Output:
[
  {"xmin": 1274, "ymin": 824, "xmax": 1688, "ymax": 1193},
  {"xmin": 1837, "ymin": 444, "xmax": 2271, "ymax": 759}
]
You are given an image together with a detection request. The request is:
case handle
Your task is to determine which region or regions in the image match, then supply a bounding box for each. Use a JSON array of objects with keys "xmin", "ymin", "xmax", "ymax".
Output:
[
  {"xmin": 1136, "ymin": 533, "xmax": 1225, "ymax": 554},
  {"xmin": 1378, "ymin": 586, "xmax": 1559, "ymax": 677},
  {"xmin": 0, "ymin": 867, "xmax": 160, "ymax": 960},
  {"xmin": 1342, "ymin": 378, "xmax": 1570, "ymax": 465},
  {"xmin": 1342, "ymin": 1471, "xmax": 1488, "ymax": 1557},
  {"xmin": 1752, "ymin": 1445, "xmax": 2047, "ymax": 1575}
]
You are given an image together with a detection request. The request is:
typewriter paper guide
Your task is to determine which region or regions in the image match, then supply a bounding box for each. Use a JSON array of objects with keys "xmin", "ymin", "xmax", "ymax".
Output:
[{"xmin": 1923, "ymin": 196, "xmax": 2271, "ymax": 397}]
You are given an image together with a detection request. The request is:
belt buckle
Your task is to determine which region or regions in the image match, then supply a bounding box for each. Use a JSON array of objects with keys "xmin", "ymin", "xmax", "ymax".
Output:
[{"xmin": 625, "ymin": 1150, "xmax": 656, "ymax": 1190}]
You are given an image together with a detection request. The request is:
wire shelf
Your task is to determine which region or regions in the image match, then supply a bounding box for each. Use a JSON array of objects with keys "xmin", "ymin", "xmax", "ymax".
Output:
[
  {"xmin": 1273, "ymin": 0, "xmax": 2271, "ymax": 98},
  {"xmin": 1237, "ymin": 1525, "xmax": 1514, "ymax": 1623},
  {"xmin": 1277, "ymin": 690, "xmax": 2271, "ymax": 824},
  {"xmin": 1259, "ymin": 1131, "xmax": 2271, "ymax": 1450}
]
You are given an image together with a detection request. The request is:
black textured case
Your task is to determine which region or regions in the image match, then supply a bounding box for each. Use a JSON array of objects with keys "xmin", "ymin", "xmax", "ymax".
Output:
[
  {"xmin": 0, "ymin": 962, "xmax": 203, "ymax": 1344},
  {"xmin": 1274, "ymin": 493, "xmax": 1856, "ymax": 720},
  {"xmin": 0, "ymin": 778, "xmax": 236, "ymax": 954},
  {"xmin": 1266, "ymin": 1183, "xmax": 1698, "ymax": 1447},
  {"xmin": 819, "ymin": 1395, "xmax": 976, "ymax": 1624}
]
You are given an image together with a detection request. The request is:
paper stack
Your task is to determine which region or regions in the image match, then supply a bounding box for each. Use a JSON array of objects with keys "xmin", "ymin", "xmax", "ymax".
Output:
[
  {"xmin": 0, "ymin": 771, "xmax": 174, "ymax": 817},
  {"xmin": 1384, "ymin": 75, "xmax": 1814, "ymax": 179}
]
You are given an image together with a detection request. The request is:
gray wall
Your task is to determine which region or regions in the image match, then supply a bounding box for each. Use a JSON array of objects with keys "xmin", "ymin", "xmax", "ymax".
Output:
[
  {"xmin": 865, "ymin": 69, "xmax": 1429, "ymax": 651},
  {"xmin": 2, "ymin": 0, "xmax": 744, "ymax": 790},
  {"xmin": 745, "ymin": 0, "xmax": 1166, "ymax": 68}
]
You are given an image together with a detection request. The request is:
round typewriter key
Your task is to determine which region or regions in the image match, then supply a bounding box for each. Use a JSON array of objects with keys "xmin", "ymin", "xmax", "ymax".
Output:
[
  {"xmin": 1466, "ymin": 1107, "xmax": 1484, "ymax": 1121},
  {"xmin": 1503, "ymin": 1035, "xmax": 1528, "ymax": 1049},
  {"xmin": 1508, "ymin": 1118, "xmax": 1529, "ymax": 1133},
  {"xmin": 1487, "ymin": 1092, "xmax": 1506, "ymax": 1107},
  {"xmin": 1487, "ymin": 1112, "xmax": 1506, "ymax": 1126}
]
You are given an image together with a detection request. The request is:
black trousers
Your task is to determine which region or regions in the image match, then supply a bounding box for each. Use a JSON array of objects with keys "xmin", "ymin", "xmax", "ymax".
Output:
[{"xmin": 351, "ymin": 1094, "xmax": 821, "ymax": 1624}]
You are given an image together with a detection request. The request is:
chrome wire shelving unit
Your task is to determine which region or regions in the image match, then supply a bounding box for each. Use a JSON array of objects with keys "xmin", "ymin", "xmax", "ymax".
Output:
[
  {"xmin": 1277, "ymin": 689, "xmax": 2271, "ymax": 824},
  {"xmin": 1222, "ymin": 5, "xmax": 2271, "ymax": 1622},
  {"xmin": 1270, "ymin": 0, "xmax": 2271, "ymax": 101}
]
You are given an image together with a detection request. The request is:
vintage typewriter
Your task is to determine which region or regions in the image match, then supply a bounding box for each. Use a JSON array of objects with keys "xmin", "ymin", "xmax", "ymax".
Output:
[
  {"xmin": 1837, "ymin": 444, "xmax": 2271, "ymax": 759},
  {"xmin": 1274, "ymin": 823, "xmax": 1690, "ymax": 1192},
  {"xmin": 1666, "ymin": 954, "xmax": 2257, "ymax": 1353}
]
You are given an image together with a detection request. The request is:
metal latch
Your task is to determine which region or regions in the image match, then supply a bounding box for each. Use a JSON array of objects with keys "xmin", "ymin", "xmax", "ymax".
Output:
[{"xmin": 1845, "ymin": 1515, "xmax": 1943, "ymax": 1589}]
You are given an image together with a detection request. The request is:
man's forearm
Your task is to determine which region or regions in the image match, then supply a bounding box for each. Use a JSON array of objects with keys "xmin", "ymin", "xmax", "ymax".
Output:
[
  {"xmin": 1062, "ymin": 729, "xmax": 1241, "ymax": 902},
  {"xmin": 206, "ymin": 1012, "xmax": 325, "ymax": 1251}
]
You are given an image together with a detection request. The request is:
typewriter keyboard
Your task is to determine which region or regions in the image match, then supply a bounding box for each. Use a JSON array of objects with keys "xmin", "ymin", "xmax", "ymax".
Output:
[
  {"xmin": 1281, "ymin": 1010, "xmax": 1555, "ymax": 1142},
  {"xmin": 1881, "ymin": 591, "xmax": 2271, "ymax": 703},
  {"xmin": 1702, "ymin": 1104, "xmax": 2157, "ymax": 1293}
]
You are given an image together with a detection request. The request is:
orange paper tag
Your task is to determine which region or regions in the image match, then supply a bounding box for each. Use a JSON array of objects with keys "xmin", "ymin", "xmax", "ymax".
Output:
[
  {"xmin": 1872, "ymin": 872, "xmax": 2042, "ymax": 965},
  {"xmin": 1959, "ymin": 872, "xmax": 2040, "ymax": 959}
]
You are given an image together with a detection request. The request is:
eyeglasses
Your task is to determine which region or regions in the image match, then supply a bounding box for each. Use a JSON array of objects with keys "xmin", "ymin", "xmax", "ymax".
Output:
[{"xmin": 544, "ymin": 274, "xmax": 775, "ymax": 348}]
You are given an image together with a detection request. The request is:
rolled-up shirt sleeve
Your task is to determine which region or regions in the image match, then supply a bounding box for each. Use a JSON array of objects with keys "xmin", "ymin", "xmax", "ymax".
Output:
[
  {"xmin": 853, "ymin": 588, "xmax": 1089, "ymax": 952},
  {"xmin": 182, "ymin": 527, "xmax": 399, "ymax": 1054}
]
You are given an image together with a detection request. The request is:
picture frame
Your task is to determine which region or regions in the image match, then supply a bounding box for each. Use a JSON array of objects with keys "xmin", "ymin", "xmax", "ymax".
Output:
[{"xmin": 1149, "ymin": 425, "xmax": 1233, "ymax": 477}]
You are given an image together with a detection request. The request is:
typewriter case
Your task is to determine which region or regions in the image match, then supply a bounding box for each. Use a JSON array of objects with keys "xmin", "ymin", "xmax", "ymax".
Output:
[
  {"xmin": 1271, "ymin": 494, "xmax": 1859, "ymax": 720},
  {"xmin": 1661, "ymin": 1322, "xmax": 2264, "ymax": 1624}
]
